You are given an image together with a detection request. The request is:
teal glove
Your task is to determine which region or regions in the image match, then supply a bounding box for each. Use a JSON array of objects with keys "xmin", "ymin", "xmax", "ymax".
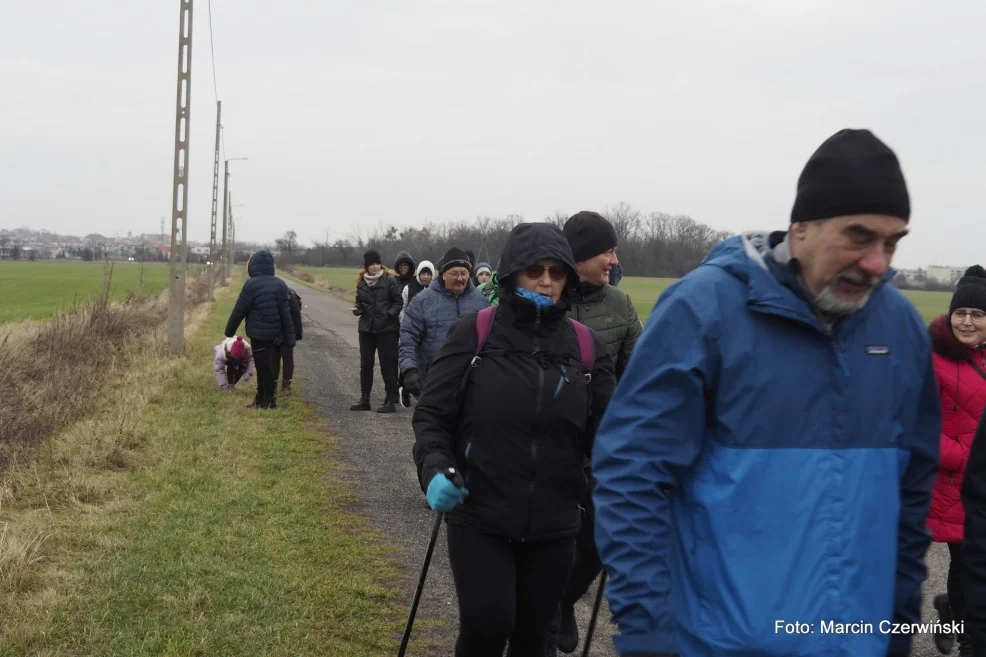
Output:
[{"xmin": 427, "ymin": 471, "xmax": 468, "ymax": 511}]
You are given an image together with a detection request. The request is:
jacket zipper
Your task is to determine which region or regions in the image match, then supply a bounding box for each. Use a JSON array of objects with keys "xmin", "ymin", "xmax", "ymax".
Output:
[
  {"xmin": 832, "ymin": 338, "xmax": 851, "ymax": 377},
  {"xmin": 523, "ymin": 310, "xmax": 543, "ymax": 542}
]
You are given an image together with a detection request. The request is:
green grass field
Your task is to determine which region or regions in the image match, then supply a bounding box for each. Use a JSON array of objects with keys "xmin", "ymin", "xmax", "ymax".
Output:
[
  {"xmin": 0, "ymin": 260, "xmax": 200, "ymax": 324},
  {"xmin": 292, "ymin": 266, "xmax": 951, "ymax": 325}
]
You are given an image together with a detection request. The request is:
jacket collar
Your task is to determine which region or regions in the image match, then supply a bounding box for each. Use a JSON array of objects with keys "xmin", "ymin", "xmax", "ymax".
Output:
[{"xmin": 739, "ymin": 231, "xmax": 895, "ymax": 338}]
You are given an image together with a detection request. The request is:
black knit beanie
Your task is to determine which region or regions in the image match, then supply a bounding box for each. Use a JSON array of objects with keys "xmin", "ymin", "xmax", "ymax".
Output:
[
  {"xmin": 950, "ymin": 266, "xmax": 986, "ymax": 314},
  {"xmin": 563, "ymin": 211, "xmax": 618, "ymax": 262},
  {"xmin": 791, "ymin": 129, "xmax": 910, "ymax": 224},
  {"xmin": 440, "ymin": 247, "xmax": 472, "ymax": 275},
  {"xmin": 363, "ymin": 250, "xmax": 382, "ymax": 269}
]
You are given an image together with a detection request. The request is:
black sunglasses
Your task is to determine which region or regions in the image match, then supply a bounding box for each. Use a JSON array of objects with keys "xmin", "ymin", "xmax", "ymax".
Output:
[{"xmin": 523, "ymin": 264, "xmax": 567, "ymax": 281}]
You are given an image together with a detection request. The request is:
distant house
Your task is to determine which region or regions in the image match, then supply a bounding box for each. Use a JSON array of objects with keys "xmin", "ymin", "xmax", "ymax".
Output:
[{"xmin": 926, "ymin": 265, "xmax": 966, "ymax": 287}]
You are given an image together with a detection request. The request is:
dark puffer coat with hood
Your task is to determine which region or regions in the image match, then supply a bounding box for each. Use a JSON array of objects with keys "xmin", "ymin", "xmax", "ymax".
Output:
[
  {"xmin": 412, "ymin": 223, "xmax": 617, "ymax": 542},
  {"xmin": 394, "ymin": 250, "xmax": 416, "ymax": 290},
  {"xmin": 927, "ymin": 314, "xmax": 986, "ymax": 543},
  {"xmin": 354, "ymin": 268, "xmax": 403, "ymax": 335},
  {"xmin": 224, "ymin": 250, "xmax": 296, "ymax": 346}
]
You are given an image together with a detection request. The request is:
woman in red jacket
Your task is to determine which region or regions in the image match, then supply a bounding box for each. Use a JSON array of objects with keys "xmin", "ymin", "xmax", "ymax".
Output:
[{"xmin": 929, "ymin": 265, "xmax": 986, "ymax": 656}]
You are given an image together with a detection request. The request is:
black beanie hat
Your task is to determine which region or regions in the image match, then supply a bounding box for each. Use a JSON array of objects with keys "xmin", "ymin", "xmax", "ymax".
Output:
[
  {"xmin": 363, "ymin": 249, "xmax": 382, "ymax": 269},
  {"xmin": 440, "ymin": 247, "xmax": 472, "ymax": 275},
  {"xmin": 790, "ymin": 129, "xmax": 910, "ymax": 224},
  {"xmin": 950, "ymin": 266, "xmax": 986, "ymax": 314},
  {"xmin": 563, "ymin": 211, "xmax": 618, "ymax": 262}
]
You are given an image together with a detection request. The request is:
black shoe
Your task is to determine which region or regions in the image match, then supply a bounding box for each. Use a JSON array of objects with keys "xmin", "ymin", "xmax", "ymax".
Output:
[
  {"xmin": 376, "ymin": 394, "xmax": 396, "ymax": 414},
  {"xmin": 400, "ymin": 387, "xmax": 411, "ymax": 408},
  {"xmin": 350, "ymin": 395, "xmax": 371, "ymax": 411},
  {"xmin": 556, "ymin": 604, "xmax": 579, "ymax": 653},
  {"xmin": 933, "ymin": 593, "xmax": 955, "ymax": 655}
]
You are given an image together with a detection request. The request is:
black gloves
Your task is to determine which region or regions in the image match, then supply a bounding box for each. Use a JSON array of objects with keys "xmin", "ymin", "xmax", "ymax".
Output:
[{"xmin": 403, "ymin": 369, "xmax": 421, "ymax": 397}]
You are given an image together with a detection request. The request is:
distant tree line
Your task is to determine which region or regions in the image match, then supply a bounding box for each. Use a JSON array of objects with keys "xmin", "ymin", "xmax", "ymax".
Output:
[{"xmin": 274, "ymin": 202, "xmax": 734, "ymax": 278}]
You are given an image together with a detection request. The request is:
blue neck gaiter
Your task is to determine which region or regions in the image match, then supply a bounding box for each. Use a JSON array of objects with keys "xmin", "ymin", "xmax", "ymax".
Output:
[{"xmin": 515, "ymin": 288, "xmax": 555, "ymax": 310}]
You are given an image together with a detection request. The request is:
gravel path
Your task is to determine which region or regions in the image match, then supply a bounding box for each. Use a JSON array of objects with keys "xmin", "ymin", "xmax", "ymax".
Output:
[{"xmin": 291, "ymin": 280, "xmax": 950, "ymax": 657}]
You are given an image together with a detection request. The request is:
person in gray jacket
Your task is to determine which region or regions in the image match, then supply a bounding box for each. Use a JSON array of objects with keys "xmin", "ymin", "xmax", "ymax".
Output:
[{"xmin": 398, "ymin": 247, "xmax": 488, "ymax": 400}]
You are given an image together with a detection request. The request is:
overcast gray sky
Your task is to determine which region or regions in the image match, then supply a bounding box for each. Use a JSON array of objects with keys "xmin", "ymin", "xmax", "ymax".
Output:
[{"xmin": 2, "ymin": 0, "xmax": 983, "ymax": 269}]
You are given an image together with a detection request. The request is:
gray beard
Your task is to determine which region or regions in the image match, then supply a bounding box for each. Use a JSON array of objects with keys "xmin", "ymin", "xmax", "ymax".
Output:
[{"xmin": 813, "ymin": 280, "xmax": 876, "ymax": 317}]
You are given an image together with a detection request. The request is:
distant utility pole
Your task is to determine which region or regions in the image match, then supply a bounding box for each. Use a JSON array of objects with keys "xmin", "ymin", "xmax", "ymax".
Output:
[
  {"xmin": 220, "ymin": 157, "xmax": 247, "ymax": 282},
  {"xmin": 167, "ymin": 0, "xmax": 194, "ymax": 356},
  {"xmin": 207, "ymin": 100, "xmax": 222, "ymax": 300},
  {"xmin": 220, "ymin": 161, "xmax": 229, "ymax": 282}
]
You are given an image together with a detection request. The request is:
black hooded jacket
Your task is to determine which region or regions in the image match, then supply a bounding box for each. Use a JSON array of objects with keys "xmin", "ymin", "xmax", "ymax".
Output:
[
  {"xmin": 224, "ymin": 250, "xmax": 296, "ymax": 345},
  {"xmin": 412, "ymin": 223, "xmax": 616, "ymax": 542},
  {"xmin": 394, "ymin": 250, "xmax": 416, "ymax": 289}
]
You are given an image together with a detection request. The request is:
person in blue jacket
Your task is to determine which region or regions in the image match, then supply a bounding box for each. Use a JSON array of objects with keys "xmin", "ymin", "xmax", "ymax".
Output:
[{"xmin": 591, "ymin": 129, "xmax": 941, "ymax": 657}]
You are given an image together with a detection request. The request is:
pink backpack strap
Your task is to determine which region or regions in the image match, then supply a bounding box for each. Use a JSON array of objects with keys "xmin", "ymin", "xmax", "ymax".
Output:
[
  {"xmin": 567, "ymin": 318, "xmax": 596, "ymax": 372},
  {"xmin": 472, "ymin": 306, "xmax": 497, "ymax": 366}
]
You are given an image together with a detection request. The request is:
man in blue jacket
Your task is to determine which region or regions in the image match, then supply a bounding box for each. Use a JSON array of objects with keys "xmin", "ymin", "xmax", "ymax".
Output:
[
  {"xmin": 399, "ymin": 247, "xmax": 489, "ymax": 399},
  {"xmin": 591, "ymin": 129, "xmax": 941, "ymax": 657}
]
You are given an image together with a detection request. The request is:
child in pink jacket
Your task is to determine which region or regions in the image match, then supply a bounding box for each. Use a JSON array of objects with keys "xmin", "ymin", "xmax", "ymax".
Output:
[{"xmin": 214, "ymin": 336, "xmax": 256, "ymax": 392}]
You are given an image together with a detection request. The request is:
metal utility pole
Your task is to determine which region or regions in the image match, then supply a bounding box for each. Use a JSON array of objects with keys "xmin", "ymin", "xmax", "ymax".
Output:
[
  {"xmin": 167, "ymin": 0, "xmax": 194, "ymax": 356},
  {"xmin": 207, "ymin": 100, "xmax": 222, "ymax": 300}
]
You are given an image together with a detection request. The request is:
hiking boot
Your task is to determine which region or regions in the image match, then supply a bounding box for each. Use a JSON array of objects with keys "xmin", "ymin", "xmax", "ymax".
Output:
[
  {"xmin": 933, "ymin": 594, "xmax": 955, "ymax": 654},
  {"xmin": 281, "ymin": 380, "xmax": 292, "ymax": 396},
  {"xmin": 556, "ymin": 604, "xmax": 579, "ymax": 653},
  {"xmin": 350, "ymin": 395, "xmax": 371, "ymax": 411},
  {"xmin": 400, "ymin": 386, "xmax": 411, "ymax": 408},
  {"xmin": 376, "ymin": 394, "xmax": 396, "ymax": 414}
]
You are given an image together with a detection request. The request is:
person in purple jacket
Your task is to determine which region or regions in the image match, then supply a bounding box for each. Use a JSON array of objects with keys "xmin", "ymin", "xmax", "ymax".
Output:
[{"xmin": 214, "ymin": 335, "xmax": 255, "ymax": 392}]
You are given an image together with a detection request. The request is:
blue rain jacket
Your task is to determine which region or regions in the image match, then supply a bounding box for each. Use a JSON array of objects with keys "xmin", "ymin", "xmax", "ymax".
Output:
[{"xmin": 591, "ymin": 232, "xmax": 940, "ymax": 657}]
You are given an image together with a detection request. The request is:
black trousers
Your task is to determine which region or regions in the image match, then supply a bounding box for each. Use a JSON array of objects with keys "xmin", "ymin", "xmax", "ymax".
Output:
[
  {"xmin": 447, "ymin": 523, "xmax": 576, "ymax": 657},
  {"xmin": 275, "ymin": 344, "xmax": 295, "ymax": 383},
  {"xmin": 251, "ymin": 340, "xmax": 278, "ymax": 409},
  {"xmin": 561, "ymin": 484, "xmax": 602, "ymax": 609},
  {"xmin": 949, "ymin": 542, "xmax": 967, "ymax": 620},
  {"xmin": 358, "ymin": 331, "xmax": 399, "ymax": 397},
  {"xmin": 226, "ymin": 360, "xmax": 246, "ymax": 386}
]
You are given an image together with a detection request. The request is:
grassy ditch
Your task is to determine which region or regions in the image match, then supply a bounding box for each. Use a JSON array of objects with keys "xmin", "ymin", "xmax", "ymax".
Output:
[{"xmin": 0, "ymin": 274, "xmax": 411, "ymax": 656}]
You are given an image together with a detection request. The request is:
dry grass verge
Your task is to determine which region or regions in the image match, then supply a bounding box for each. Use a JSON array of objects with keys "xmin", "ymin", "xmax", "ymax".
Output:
[
  {"xmin": 0, "ymin": 272, "xmax": 221, "ymax": 653},
  {"xmin": 0, "ymin": 271, "xmax": 408, "ymax": 656},
  {"xmin": 0, "ymin": 268, "xmax": 211, "ymax": 450}
]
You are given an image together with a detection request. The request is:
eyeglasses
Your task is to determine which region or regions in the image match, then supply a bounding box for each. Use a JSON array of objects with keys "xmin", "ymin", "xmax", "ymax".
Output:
[
  {"xmin": 523, "ymin": 264, "xmax": 567, "ymax": 281},
  {"xmin": 953, "ymin": 309, "xmax": 986, "ymax": 322}
]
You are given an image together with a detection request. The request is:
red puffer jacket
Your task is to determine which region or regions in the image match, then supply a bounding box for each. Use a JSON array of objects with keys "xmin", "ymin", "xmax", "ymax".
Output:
[{"xmin": 927, "ymin": 314, "xmax": 986, "ymax": 543}]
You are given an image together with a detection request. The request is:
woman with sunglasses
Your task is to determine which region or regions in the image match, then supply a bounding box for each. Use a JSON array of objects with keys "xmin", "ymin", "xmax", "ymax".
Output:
[
  {"xmin": 927, "ymin": 265, "xmax": 986, "ymax": 655},
  {"xmin": 412, "ymin": 222, "xmax": 616, "ymax": 657}
]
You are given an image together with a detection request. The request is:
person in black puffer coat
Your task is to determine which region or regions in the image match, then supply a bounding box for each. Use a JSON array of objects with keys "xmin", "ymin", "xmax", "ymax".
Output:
[
  {"xmin": 412, "ymin": 222, "xmax": 617, "ymax": 657},
  {"xmin": 224, "ymin": 250, "xmax": 296, "ymax": 409},
  {"xmin": 394, "ymin": 250, "xmax": 416, "ymax": 293},
  {"xmin": 351, "ymin": 250, "xmax": 403, "ymax": 413},
  {"xmin": 275, "ymin": 287, "xmax": 304, "ymax": 396}
]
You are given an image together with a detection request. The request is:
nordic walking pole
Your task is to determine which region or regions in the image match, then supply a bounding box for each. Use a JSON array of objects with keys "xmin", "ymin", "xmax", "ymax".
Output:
[
  {"xmin": 581, "ymin": 570, "xmax": 608, "ymax": 657},
  {"xmin": 398, "ymin": 467, "xmax": 465, "ymax": 657}
]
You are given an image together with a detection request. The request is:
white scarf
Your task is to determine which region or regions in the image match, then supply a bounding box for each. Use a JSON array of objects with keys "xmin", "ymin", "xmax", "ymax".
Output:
[{"xmin": 363, "ymin": 269, "xmax": 385, "ymax": 286}]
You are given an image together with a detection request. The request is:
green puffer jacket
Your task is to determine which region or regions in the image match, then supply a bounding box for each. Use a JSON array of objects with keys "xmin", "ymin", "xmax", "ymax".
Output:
[{"xmin": 567, "ymin": 283, "xmax": 641, "ymax": 379}]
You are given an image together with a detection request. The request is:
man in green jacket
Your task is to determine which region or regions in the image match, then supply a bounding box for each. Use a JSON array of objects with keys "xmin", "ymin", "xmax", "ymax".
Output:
[{"xmin": 548, "ymin": 211, "xmax": 642, "ymax": 654}]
